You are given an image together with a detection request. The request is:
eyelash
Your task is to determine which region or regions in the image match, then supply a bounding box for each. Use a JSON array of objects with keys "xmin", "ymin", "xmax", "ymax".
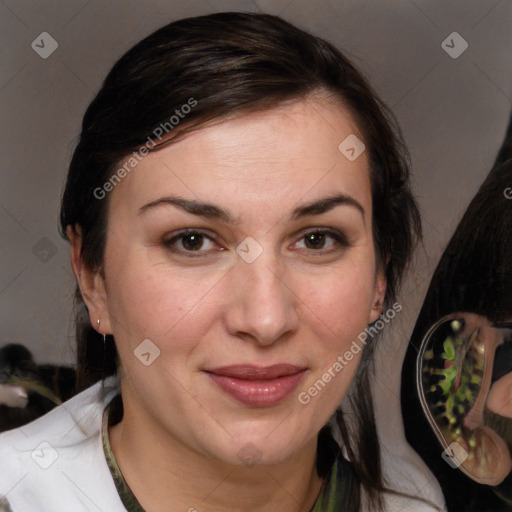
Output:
[{"xmin": 162, "ymin": 228, "xmax": 349, "ymax": 258}]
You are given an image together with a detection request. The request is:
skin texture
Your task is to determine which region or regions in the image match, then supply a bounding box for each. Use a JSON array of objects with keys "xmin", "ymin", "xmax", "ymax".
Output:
[
  {"xmin": 69, "ymin": 96, "xmax": 386, "ymax": 512},
  {"xmin": 487, "ymin": 372, "xmax": 512, "ymax": 418}
]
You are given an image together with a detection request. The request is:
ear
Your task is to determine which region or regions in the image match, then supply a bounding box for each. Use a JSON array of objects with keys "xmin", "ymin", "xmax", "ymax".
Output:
[
  {"xmin": 67, "ymin": 225, "xmax": 112, "ymax": 334},
  {"xmin": 369, "ymin": 269, "xmax": 386, "ymax": 323}
]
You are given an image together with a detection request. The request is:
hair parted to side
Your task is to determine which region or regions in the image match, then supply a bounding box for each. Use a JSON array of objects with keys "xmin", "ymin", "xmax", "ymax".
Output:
[{"xmin": 59, "ymin": 12, "xmax": 421, "ymax": 510}]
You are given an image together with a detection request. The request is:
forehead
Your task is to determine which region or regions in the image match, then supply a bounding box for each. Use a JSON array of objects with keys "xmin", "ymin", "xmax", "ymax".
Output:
[{"xmin": 109, "ymin": 97, "xmax": 372, "ymax": 220}]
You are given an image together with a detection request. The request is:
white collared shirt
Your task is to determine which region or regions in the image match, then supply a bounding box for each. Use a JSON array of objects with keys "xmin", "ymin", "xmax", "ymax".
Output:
[{"xmin": 0, "ymin": 375, "xmax": 125, "ymax": 512}]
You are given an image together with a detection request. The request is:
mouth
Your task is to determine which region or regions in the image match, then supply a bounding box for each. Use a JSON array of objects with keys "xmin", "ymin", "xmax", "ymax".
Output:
[{"xmin": 204, "ymin": 364, "xmax": 307, "ymax": 407}]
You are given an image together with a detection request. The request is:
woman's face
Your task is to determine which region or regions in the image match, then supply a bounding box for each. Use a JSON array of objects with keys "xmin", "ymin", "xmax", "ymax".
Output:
[{"xmin": 82, "ymin": 97, "xmax": 385, "ymax": 466}]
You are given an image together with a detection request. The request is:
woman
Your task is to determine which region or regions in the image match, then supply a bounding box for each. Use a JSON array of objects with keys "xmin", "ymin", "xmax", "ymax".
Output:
[{"xmin": 0, "ymin": 12, "xmax": 425, "ymax": 511}]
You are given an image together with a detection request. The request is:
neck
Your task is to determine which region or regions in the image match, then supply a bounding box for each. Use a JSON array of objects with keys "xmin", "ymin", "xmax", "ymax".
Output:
[{"xmin": 108, "ymin": 393, "xmax": 324, "ymax": 512}]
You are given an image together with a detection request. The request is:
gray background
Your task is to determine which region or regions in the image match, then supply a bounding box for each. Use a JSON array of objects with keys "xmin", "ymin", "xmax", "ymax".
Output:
[{"xmin": 1, "ymin": 0, "xmax": 511, "ymax": 501}]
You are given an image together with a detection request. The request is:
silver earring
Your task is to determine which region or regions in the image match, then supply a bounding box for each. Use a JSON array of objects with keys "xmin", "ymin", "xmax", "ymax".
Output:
[{"xmin": 97, "ymin": 318, "xmax": 106, "ymax": 346}]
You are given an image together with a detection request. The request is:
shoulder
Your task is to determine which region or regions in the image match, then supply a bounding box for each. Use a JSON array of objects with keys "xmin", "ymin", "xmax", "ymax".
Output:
[
  {"xmin": 0, "ymin": 375, "xmax": 126, "ymax": 512},
  {"xmin": 378, "ymin": 446, "xmax": 447, "ymax": 512}
]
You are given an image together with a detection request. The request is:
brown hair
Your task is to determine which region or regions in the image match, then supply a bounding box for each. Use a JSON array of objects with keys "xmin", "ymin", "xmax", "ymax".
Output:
[{"xmin": 59, "ymin": 12, "xmax": 421, "ymax": 509}]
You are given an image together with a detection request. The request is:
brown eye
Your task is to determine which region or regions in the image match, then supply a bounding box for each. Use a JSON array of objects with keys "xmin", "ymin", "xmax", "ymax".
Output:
[
  {"xmin": 295, "ymin": 229, "xmax": 348, "ymax": 252},
  {"xmin": 181, "ymin": 233, "xmax": 205, "ymax": 251},
  {"xmin": 304, "ymin": 232, "xmax": 327, "ymax": 249},
  {"xmin": 163, "ymin": 229, "xmax": 218, "ymax": 256}
]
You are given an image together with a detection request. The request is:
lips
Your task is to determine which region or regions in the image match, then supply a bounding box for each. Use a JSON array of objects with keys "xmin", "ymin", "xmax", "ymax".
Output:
[
  {"xmin": 204, "ymin": 364, "xmax": 307, "ymax": 407},
  {"xmin": 206, "ymin": 364, "xmax": 306, "ymax": 380}
]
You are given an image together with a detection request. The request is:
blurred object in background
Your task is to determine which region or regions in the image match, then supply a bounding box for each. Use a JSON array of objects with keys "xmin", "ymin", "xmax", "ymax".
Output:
[
  {"xmin": 0, "ymin": 343, "xmax": 76, "ymax": 432},
  {"xmin": 402, "ymin": 111, "xmax": 512, "ymax": 512}
]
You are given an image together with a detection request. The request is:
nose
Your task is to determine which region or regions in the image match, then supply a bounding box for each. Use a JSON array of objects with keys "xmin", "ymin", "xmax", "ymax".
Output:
[{"xmin": 224, "ymin": 250, "xmax": 300, "ymax": 347}]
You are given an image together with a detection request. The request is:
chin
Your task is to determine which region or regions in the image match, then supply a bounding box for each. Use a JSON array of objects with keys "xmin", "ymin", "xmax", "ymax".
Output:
[{"xmin": 209, "ymin": 422, "xmax": 313, "ymax": 468}]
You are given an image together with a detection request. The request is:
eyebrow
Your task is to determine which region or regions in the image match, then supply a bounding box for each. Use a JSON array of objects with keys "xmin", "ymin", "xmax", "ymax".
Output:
[{"xmin": 138, "ymin": 194, "xmax": 365, "ymax": 222}]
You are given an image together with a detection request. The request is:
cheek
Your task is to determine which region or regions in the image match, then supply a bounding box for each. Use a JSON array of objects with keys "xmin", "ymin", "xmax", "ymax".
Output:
[
  {"xmin": 293, "ymin": 264, "xmax": 374, "ymax": 417},
  {"xmin": 298, "ymin": 261, "xmax": 376, "ymax": 344},
  {"xmin": 103, "ymin": 250, "xmax": 220, "ymax": 356}
]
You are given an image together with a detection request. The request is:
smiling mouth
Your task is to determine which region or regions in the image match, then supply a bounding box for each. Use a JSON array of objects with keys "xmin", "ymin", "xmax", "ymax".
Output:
[{"xmin": 204, "ymin": 364, "xmax": 307, "ymax": 407}]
